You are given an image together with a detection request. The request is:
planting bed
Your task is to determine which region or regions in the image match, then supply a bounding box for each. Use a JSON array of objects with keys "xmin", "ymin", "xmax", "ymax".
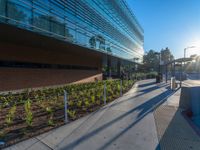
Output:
[{"xmin": 0, "ymin": 79, "xmax": 134, "ymax": 148}]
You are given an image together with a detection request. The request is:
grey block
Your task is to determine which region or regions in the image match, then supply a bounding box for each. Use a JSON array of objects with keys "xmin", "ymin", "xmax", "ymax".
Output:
[
  {"xmin": 179, "ymin": 86, "xmax": 191, "ymax": 109},
  {"xmin": 190, "ymin": 86, "xmax": 200, "ymax": 116}
]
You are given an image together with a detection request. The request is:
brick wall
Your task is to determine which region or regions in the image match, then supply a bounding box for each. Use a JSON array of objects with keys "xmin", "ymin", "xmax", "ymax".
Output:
[
  {"xmin": 0, "ymin": 68, "xmax": 102, "ymax": 92},
  {"xmin": 0, "ymin": 42, "xmax": 101, "ymax": 68},
  {"xmin": 0, "ymin": 41, "xmax": 103, "ymax": 91}
]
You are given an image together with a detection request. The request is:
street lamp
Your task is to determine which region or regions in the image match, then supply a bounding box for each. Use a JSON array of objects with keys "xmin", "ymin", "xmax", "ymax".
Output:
[
  {"xmin": 184, "ymin": 46, "xmax": 196, "ymax": 64},
  {"xmin": 183, "ymin": 46, "xmax": 197, "ymax": 80},
  {"xmin": 184, "ymin": 46, "xmax": 200, "ymax": 80}
]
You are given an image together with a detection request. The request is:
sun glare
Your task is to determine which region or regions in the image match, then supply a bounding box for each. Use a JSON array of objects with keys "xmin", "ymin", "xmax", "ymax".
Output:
[{"xmin": 186, "ymin": 39, "xmax": 200, "ymax": 57}]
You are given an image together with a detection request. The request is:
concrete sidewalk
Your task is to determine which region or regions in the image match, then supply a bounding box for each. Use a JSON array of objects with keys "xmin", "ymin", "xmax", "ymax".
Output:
[
  {"xmin": 154, "ymin": 87, "xmax": 200, "ymax": 150},
  {"xmin": 4, "ymin": 79, "xmax": 178, "ymax": 150}
]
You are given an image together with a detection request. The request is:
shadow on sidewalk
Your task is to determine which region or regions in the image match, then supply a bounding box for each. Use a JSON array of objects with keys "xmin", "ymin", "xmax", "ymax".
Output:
[
  {"xmin": 138, "ymin": 81, "xmax": 156, "ymax": 88},
  {"xmin": 154, "ymin": 107, "xmax": 197, "ymax": 150},
  {"xmin": 139, "ymin": 83, "xmax": 168, "ymax": 93},
  {"xmin": 154, "ymin": 109, "xmax": 179, "ymax": 150},
  {"xmin": 59, "ymin": 88, "xmax": 178, "ymax": 150},
  {"xmin": 108, "ymin": 83, "xmax": 169, "ymax": 110}
]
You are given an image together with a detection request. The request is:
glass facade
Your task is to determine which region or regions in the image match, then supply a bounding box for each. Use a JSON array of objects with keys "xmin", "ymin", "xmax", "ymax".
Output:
[{"xmin": 0, "ymin": 0, "xmax": 144, "ymax": 62}]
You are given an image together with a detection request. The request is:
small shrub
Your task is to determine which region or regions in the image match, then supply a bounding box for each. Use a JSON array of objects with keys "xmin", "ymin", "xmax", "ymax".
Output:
[
  {"xmin": 91, "ymin": 95, "xmax": 95, "ymax": 104},
  {"xmin": 24, "ymin": 100, "xmax": 33, "ymax": 127},
  {"xmin": 5, "ymin": 105, "xmax": 16, "ymax": 125},
  {"xmin": 45, "ymin": 106, "xmax": 55, "ymax": 126},
  {"xmin": 67, "ymin": 110, "xmax": 76, "ymax": 119},
  {"xmin": 77, "ymin": 100, "xmax": 82, "ymax": 108},
  {"xmin": 96, "ymin": 100, "xmax": 101, "ymax": 105},
  {"xmin": 46, "ymin": 107, "xmax": 53, "ymax": 114},
  {"xmin": 84, "ymin": 98, "xmax": 90, "ymax": 108},
  {"xmin": 48, "ymin": 116, "xmax": 54, "ymax": 126},
  {"xmin": 68, "ymin": 101, "xmax": 74, "ymax": 107}
]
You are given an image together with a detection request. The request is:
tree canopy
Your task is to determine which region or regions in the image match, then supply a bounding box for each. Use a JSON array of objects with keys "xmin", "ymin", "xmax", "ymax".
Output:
[
  {"xmin": 142, "ymin": 47, "xmax": 174, "ymax": 72},
  {"xmin": 161, "ymin": 47, "xmax": 174, "ymax": 64},
  {"xmin": 143, "ymin": 49, "xmax": 160, "ymax": 72}
]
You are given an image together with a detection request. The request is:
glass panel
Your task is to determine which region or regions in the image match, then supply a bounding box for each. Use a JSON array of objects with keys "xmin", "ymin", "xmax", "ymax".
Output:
[
  {"xmin": 67, "ymin": 28, "xmax": 76, "ymax": 43},
  {"xmin": 65, "ymin": 25, "xmax": 74, "ymax": 42},
  {"xmin": 0, "ymin": 0, "xmax": 6, "ymax": 15},
  {"xmin": 111, "ymin": 57, "xmax": 118, "ymax": 75},
  {"xmin": 0, "ymin": 0, "xmax": 6, "ymax": 22},
  {"xmin": 66, "ymin": 20, "xmax": 75, "ymax": 42},
  {"xmin": 102, "ymin": 55, "xmax": 108, "ymax": 75},
  {"xmin": 7, "ymin": 0, "xmax": 31, "ymax": 28},
  {"xmin": 33, "ymin": 12, "xmax": 50, "ymax": 33},
  {"xmin": 50, "ymin": 16, "xmax": 65, "ymax": 36},
  {"xmin": 0, "ymin": 0, "xmax": 144, "ymax": 61},
  {"xmin": 34, "ymin": 0, "xmax": 49, "ymax": 7},
  {"xmin": 76, "ymin": 27, "xmax": 86, "ymax": 46},
  {"xmin": 7, "ymin": 2, "xmax": 25, "ymax": 22}
]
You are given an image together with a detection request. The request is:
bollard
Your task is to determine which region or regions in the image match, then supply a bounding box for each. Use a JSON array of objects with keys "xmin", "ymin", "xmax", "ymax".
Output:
[
  {"xmin": 104, "ymin": 83, "xmax": 106, "ymax": 105},
  {"xmin": 120, "ymin": 80, "xmax": 122, "ymax": 96},
  {"xmin": 170, "ymin": 77, "xmax": 176, "ymax": 90},
  {"xmin": 64, "ymin": 90, "xmax": 68, "ymax": 123}
]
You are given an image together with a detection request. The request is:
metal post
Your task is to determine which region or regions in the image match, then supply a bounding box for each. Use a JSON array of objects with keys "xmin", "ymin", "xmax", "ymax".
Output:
[
  {"xmin": 104, "ymin": 83, "xmax": 106, "ymax": 105},
  {"xmin": 180, "ymin": 62, "xmax": 183, "ymax": 88},
  {"xmin": 199, "ymin": 60, "xmax": 200, "ymax": 79},
  {"xmin": 171, "ymin": 63, "xmax": 173, "ymax": 78},
  {"xmin": 165, "ymin": 64, "xmax": 168, "ymax": 83},
  {"xmin": 120, "ymin": 80, "xmax": 122, "ymax": 96},
  {"xmin": 173, "ymin": 62, "xmax": 176, "ymax": 77},
  {"xmin": 64, "ymin": 90, "xmax": 68, "ymax": 123},
  {"xmin": 184, "ymin": 48, "xmax": 186, "ymax": 66},
  {"xmin": 159, "ymin": 53, "xmax": 161, "ymax": 74}
]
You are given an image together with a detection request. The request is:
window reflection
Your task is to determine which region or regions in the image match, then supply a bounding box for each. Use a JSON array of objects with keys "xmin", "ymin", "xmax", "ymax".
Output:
[
  {"xmin": 33, "ymin": 14, "xmax": 50, "ymax": 32},
  {"xmin": 0, "ymin": 0, "xmax": 6, "ymax": 16},
  {"xmin": 0, "ymin": 0, "xmax": 143, "ymax": 62},
  {"xmin": 7, "ymin": 1, "xmax": 27, "ymax": 25}
]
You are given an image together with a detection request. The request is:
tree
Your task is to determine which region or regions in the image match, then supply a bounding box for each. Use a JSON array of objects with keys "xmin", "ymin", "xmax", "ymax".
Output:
[
  {"xmin": 161, "ymin": 47, "xmax": 174, "ymax": 64},
  {"xmin": 106, "ymin": 47, "xmax": 112, "ymax": 54},
  {"xmin": 143, "ymin": 49, "xmax": 160, "ymax": 72},
  {"xmin": 89, "ymin": 35, "xmax": 106, "ymax": 50}
]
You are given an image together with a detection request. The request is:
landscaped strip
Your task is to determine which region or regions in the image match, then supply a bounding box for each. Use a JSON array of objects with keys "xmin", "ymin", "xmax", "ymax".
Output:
[{"xmin": 0, "ymin": 79, "xmax": 134, "ymax": 148}]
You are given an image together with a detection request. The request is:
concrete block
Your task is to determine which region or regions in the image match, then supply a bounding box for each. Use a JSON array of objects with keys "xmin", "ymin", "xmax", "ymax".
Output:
[
  {"xmin": 190, "ymin": 86, "xmax": 200, "ymax": 117},
  {"xmin": 179, "ymin": 87, "xmax": 191, "ymax": 110}
]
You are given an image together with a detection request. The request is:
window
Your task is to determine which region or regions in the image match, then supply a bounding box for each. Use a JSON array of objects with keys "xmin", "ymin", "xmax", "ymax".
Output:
[
  {"xmin": 33, "ymin": 12, "xmax": 50, "ymax": 33},
  {"xmin": 50, "ymin": 16, "xmax": 65, "ymax": 36},
  {"xmin": 7, "ymin": 0, "xmax": 32, "ymax": 28},
  {"xmin": 0, "ymin": 0, "xmax": 6, "ymax": 16},
  {"xmin": 0, "ymin": 0, "xmax": 144, "ymax": 61}
]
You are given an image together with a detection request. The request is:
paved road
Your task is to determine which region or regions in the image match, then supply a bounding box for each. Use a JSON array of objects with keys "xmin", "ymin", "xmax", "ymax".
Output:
[{"xmin": 5, "ymin": 79, "xmax": 175, "ymax": 150}]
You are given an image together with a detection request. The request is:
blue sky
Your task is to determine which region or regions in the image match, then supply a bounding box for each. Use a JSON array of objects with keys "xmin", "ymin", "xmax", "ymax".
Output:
[{"xmin": 126, "ymin": 0, "xmax": 200, "ymax": 58}]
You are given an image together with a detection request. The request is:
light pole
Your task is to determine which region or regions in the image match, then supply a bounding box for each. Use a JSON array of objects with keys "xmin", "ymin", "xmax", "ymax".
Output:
[
  {"xmin": 184, "ymin": 46, "xmax": 196, "ymax": 65},
  {"xmin": 183, "ymin": 46, "xmax": 198, "ymax": 81}
]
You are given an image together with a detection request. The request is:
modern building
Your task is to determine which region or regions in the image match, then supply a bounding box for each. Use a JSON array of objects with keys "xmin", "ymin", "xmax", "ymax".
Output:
[{"xmin": 0, "ymin": 0, "xmax": 144, "ymax": 91}]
